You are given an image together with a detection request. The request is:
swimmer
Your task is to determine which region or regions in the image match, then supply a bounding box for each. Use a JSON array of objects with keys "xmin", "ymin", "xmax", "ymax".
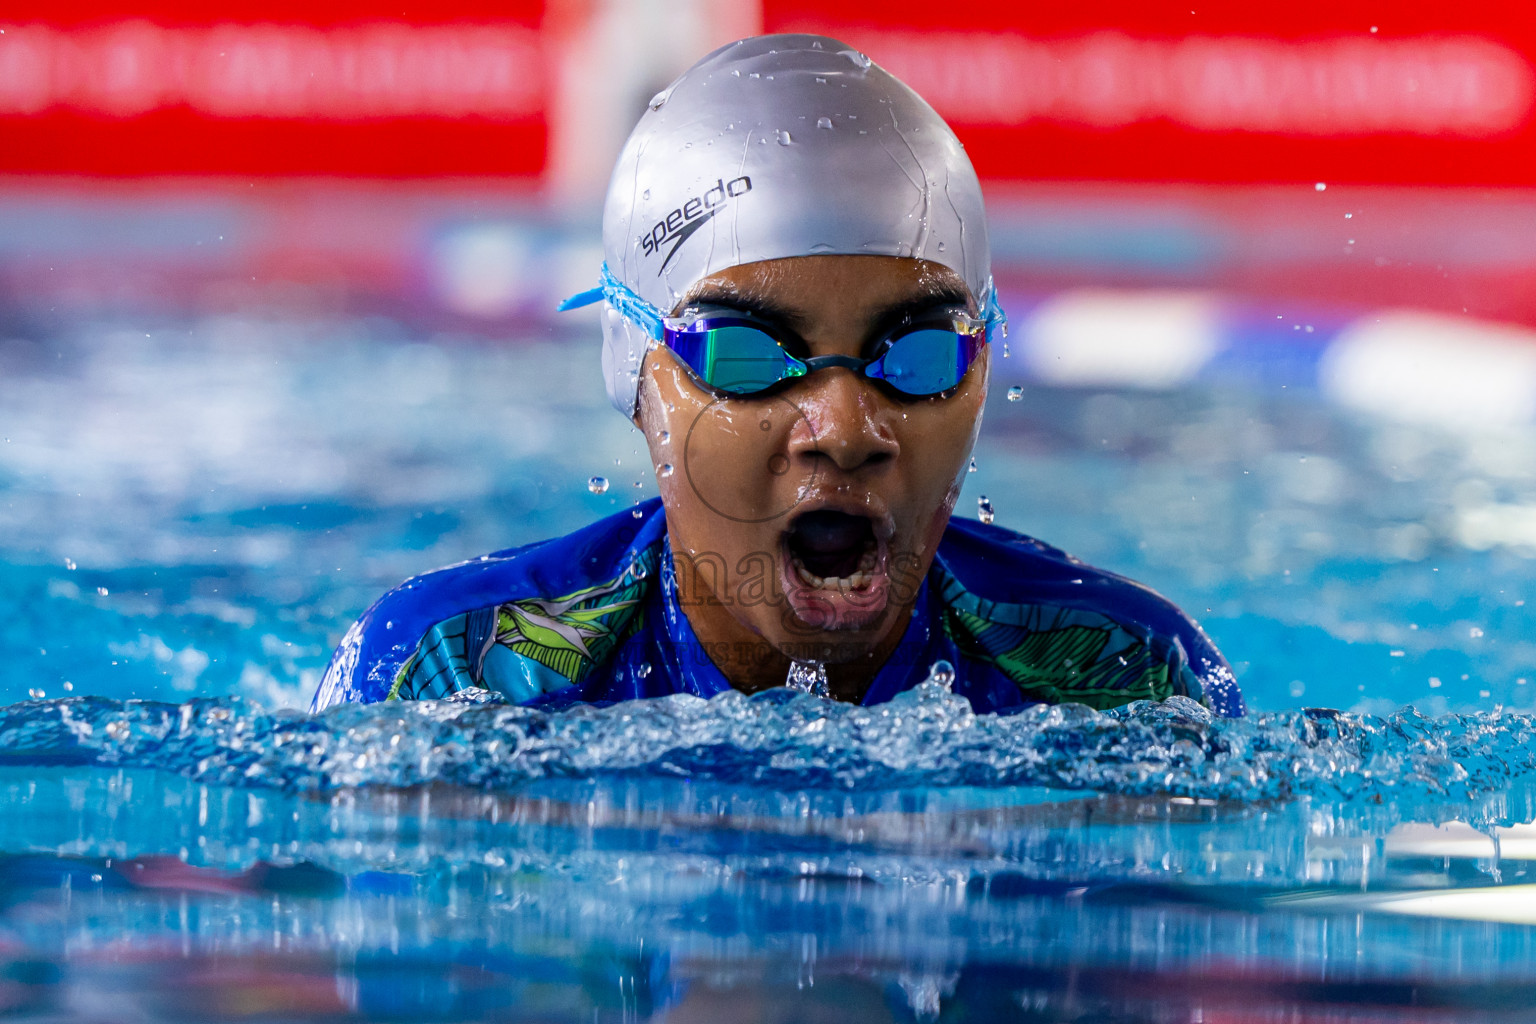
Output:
[{"xmin": 311, "ymin": 34, "xmax": 1244, "ymax": 717}]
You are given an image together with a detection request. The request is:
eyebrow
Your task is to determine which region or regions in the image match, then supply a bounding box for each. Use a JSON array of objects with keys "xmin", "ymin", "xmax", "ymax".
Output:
[{"xmin": 685, "ymin": 283, "xmax": 813, "ymax": 331}]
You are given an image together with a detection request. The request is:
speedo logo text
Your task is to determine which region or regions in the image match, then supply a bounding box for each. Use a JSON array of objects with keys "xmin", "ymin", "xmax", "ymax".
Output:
[{"xmin": 640, "ymin": 176, "xmax": 752, "ymax": 273}]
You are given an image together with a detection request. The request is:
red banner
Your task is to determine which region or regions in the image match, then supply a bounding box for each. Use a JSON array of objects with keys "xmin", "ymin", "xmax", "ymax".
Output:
[
  {"xmin": 0, "ymin": 1, "xmax": 549, "ymax": 176},
  {"xmin": 6, "ymin": 2, "xmax": 1536, "ymax": 185},
  {"xmin": 765, "ymin": 0, "xmax": 1536, "ymax": 186}
]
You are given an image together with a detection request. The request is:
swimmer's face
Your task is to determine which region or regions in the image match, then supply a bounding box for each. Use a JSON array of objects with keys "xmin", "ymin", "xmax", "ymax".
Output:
[{"xmin": 635, "ymin": 254, "xmax": 988, "ymax": 698}]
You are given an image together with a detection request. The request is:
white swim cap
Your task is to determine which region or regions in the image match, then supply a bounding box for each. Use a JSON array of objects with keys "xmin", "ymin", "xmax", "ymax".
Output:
[{"xmin": 567, "ymin": 33, "xmax": 997, "ymax": 418}]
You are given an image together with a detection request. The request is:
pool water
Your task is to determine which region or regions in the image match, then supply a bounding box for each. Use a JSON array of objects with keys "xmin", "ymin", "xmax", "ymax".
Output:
[{"xmin": 0, "ymin": 310, "xmax": 1534, "ymax": 1021}]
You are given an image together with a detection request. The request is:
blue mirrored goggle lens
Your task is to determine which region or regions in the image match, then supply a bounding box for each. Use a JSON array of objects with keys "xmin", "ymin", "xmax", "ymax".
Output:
[
  {"xmin": 873, "ymin": 327, "xmax": 976, "ymax": 396},
  {"xmin": 667, "ymin": 323, "xmax": 798, "ymax": 394}
]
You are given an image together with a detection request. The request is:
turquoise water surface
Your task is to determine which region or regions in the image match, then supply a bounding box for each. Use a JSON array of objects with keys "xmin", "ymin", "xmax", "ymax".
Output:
[{"xmin": 0, "ymin": 310, "xmax": 1533, "ymax": 1021}]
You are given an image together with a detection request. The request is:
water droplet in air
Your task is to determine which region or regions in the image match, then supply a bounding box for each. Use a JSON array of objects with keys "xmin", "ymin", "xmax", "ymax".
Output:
[
  {"xmin": 786, "ymin": 661, "xmax": 829, "ymax": 698},
  {"xmin": 97, "ymin": 587, "xmax": 109, "ymax": 597},
  {"xmin": 631, "ymin": 508, "xmax": 644, "ymax": 519},
  {"xmin": 968, "ymin": 458, "xmax": 977, "ymax": 473},
  {"xmin": 1314, "ymin": 182, "xmax": 1327, "ymax": 191},
  {"xmin": 64, "ymin": 558, "xmax": 76, "ymax": 571},
  {"xmin": 1471, "ymin": 627, "xmax": 1486, "ymax": 638},
  {"xmin": 658, "ymin": 463, "xmax": 674, "ymax": 478},
  {"xmin": 928, "ymin": 660, "xmax": 955, "ymax": 689},
  {"xmin": 777, "ymin": 129, "xmax": 792, "ymax": 145},
  {"xmin": 638, "ymin": 662, "xmax": 652, "ymax": 678},
  {"xmin": 1006, "ymin": 386, "xmax": 1023, "ymax": 402},
  {"xmin": 816, "ymin": 116, "xmax": 832, "ymax": 130},
  {"xmin": 587, "ymin": 476, "xmax": 610, "ymax": 494},
  {"xmin": 977, "ymin": 496, "xmax": 995, "ymax": 525}
]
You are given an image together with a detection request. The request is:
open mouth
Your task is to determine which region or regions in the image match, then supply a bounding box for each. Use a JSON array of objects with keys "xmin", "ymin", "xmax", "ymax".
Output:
[{"xmin": 785, "ymin": 510, "xmax": 879, "ymax": 591}]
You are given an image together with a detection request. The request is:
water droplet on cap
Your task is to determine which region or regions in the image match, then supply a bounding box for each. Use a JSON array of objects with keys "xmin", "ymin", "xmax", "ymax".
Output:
[
  {"xmin": 816, "ymin": 116, "xmax": 832, "ymax": 130},
  {"xmin": 648, "ymin": 90, "xmax": 667, "ymax": 111},
  {"xmin": 587, "ymin": 476, "xmax": 610, "ymax": 495},
  {"xmin": 839, "ymin": 49, "xmax": 872, "ymax": 69},
  {"xmin": 777, "ymin": 129, "xmax": 792, "ymax": 145},
  {"xmin": 641, "ymin": 189, "xmax": 650, "ymax": 200}
]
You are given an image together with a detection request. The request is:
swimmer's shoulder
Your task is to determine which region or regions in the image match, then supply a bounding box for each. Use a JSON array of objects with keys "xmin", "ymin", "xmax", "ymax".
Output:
[
  {"xmin": 936, "ymin": 517, "xmax": 1244, "ymax": 717},
  {"xmin": 311, "ymin": 500, "xmax": 667, "ymax": 710}
]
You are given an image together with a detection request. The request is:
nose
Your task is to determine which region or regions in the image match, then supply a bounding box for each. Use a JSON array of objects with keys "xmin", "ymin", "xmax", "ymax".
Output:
[{"xmin": 786, "ymin": 368, "xmax": 900, "ymax": 474}]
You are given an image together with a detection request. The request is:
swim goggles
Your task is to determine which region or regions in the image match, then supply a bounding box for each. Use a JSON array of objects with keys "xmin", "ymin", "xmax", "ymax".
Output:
[{"xmin": 560, "ymin": 263, "xmax": 1007, "ymax": 399}]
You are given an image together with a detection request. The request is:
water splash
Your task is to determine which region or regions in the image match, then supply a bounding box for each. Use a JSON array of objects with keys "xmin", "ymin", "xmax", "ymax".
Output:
[{"xmin": 1, "ymin": 692, "xmax": 1534, "ymax": 820}]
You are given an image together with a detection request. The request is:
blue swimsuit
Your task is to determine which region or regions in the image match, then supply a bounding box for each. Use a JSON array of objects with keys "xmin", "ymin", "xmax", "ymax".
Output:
[{"xmin": 311, "ymin": 499, "xmax": 1244, "ymax": 717}]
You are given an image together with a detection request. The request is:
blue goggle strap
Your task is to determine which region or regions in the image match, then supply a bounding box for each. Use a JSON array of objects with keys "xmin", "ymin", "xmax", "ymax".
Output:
[
  {"xmin": 556, "ymin": 263, "xmax": 666, "ymax": 343},
  {"xmin": 980, "ymin": 280, "xmax": 1007, "ymax": 338},
  {"xmin": 559, "ymin": 262, "xmax": 1007, "ymax": 344}
]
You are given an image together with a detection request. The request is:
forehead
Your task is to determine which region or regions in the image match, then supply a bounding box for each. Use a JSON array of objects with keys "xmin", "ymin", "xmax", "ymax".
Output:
[{"xmin": 680, "ymin": 255, "xmax": 973, "ymax": 319}]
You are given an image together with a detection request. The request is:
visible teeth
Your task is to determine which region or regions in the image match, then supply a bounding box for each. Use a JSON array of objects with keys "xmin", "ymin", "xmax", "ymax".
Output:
[{"xmin": 793, "ymin": 557, "xmax": 875, "ymax": 591}]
